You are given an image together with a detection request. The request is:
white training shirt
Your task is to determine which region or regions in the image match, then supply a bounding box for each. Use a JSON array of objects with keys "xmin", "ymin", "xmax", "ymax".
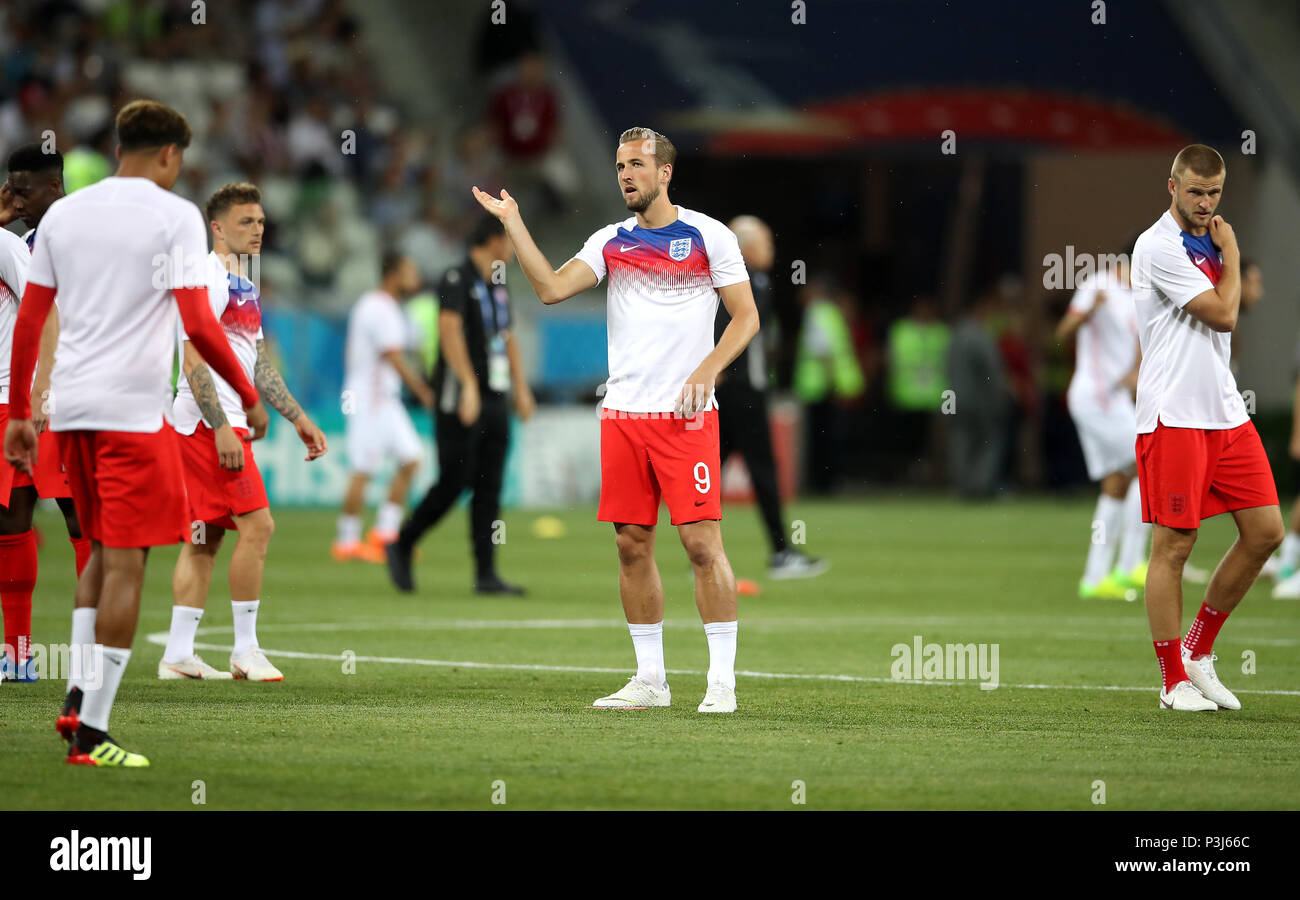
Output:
[
  {"xmin": 28, "ymin": 177, "xmax": 211, "ymax": 432},
  {"xmin": 0, "ymin": 226, "xmax": 31, "ymax": 398},
  {"xmin": 1131, "ymin": 210, "xmax": 1246, "ymax": 433},
  {"xmin": 172, "ymin": 252, "xmax": 264, "ymax": 434},
  {"xmin": 343, "ymin": 288, "xmax": 410, "ymax": 414},
  {"xmin": 1066, "ymin": 268, "xmax": 1138, "ymax": 411},
  {"xmin": 571, "ymin": 205, "xmax": 749, "ymax": 413}
]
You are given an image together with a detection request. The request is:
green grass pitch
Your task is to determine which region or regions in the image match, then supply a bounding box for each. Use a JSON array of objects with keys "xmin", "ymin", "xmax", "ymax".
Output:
[{"xmin": 2, "ymin": 496, "xmax": 1297, "ymax": 810}]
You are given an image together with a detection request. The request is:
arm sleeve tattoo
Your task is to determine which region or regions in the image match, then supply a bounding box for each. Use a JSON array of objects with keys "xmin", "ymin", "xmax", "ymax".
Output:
[
  {"xmin": 254, "ymin": 339, "xmax": 302, "ymax": 422},
  {"xmin": 185, "ymin": 358, "xmax": 230, "ymax": 429}
]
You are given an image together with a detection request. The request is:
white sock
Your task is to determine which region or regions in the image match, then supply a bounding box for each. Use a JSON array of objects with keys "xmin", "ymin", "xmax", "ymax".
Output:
[
  {"xmin": 1116, "ymin": 480, "xmax": 1152, "ymax": 574},
  {"xmin": 68, "ymin": 607, "xmax": 97, "ymax": 692},
  {"xmin": 162, "ymin": 606, "xmax": 204, "ymax": 663},
  {"xmin": 1083, "ymin": 494, "xmax": 1125, "ymax": 586},
  {"xmin": 703, "ymin": 620, "xmax": 738, "ymax": 690},
  {"xmin": 232, "ymin": 600, "xmax": 260, "ymax": 654},
  {"xmin": 1280, "ymin": 532, "xmax": 1300, "ymax": 570},
  {"xmin": 337, "ymin": 515, "xmax": 361, "ymax": 545},
  {"xmin": 628, "ymin": 621, "xmax": 665, "ymax": 688},
  {"xmin": 376, "ymin": 501, "xmax": 403, "ymax": 535},
  {"xmin": 79, "ymin": 645, "xmax": 130, "ymax": 733}
]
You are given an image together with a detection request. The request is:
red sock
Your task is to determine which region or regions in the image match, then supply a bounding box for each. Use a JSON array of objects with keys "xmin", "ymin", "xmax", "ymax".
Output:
[
  {"xmin": 1183, "ymin": 602, "xmax": 1229, "ymax": 659},
  {"xmin": 1153, "ymin": 638, "xmax": 1188, "ymax": 691},
  {"xmin": 69, "ymin": 535, "xmax": 92, "ymax": 577},
  {"xmin": 0, "ymin": 530, "xmax": 38, "ymax": 662}
]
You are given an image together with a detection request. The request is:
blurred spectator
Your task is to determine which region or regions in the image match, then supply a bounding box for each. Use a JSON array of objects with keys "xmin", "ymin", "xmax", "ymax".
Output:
[
  {"xmin": 795, "ymin": 281, "xmax": 865, "ymax": 493},
  {"xmin": 884, "ymin": 295, "xmax": 949, "ymax": 481},
  {"xmin": 486, "ymin": 53, "xmax": 577, "ymax": 213},
  {"xmin": 946, "ymin": 292, "xmax": 1013, "ymax": 499}
]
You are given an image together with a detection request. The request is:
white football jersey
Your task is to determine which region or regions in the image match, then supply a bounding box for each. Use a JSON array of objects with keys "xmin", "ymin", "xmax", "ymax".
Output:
[
  {"xmin": 172, "ymin": 252, "xmax": 265, "ymax": 434},
  {"xmin": 1066, "ymin": 268, "xmax": 1138, "ymax": 412},
  {"xmin": 571, "ymin": 206, "xmax": 748, "ymax": 413},
  {"xmin": 0, "ymin": 227, "xmax": 31, "ymax": 398},
  {"xmin": 1131, "ymin": 211, "xmax": 1246, "ymax": 433},
  {"xmin": 343, "ymin": 289, "xmax": 411, "ymax": 415},
  {"xmin": 27, "ymin": 177, "xmax": 211, "ymax": 432}
]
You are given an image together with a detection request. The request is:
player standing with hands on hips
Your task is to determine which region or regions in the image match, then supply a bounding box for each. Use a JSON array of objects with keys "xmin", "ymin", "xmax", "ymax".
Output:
[
  {"xmin": 1130, "ymin": 144, "xmax": 1283, "ymax": 712},
  {"xmin": 472, "ymin": 127, "xmax": 759, "ymax": 713}
]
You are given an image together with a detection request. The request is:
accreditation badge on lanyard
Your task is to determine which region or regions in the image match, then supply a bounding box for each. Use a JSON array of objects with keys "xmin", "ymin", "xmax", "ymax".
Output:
[{"xmin": 478, "ymin": 281, "xmax": 512, "ymax": 393}]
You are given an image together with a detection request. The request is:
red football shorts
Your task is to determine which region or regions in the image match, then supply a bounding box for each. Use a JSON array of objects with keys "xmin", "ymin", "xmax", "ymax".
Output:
[
  {"xmin": 57, "ymin": 424, "xmax": 190, "ymax": 547},
  {"xmin": 178, "ymin": 423, "xmax": 269, "ymax": 530},
  {"xmin": 1136, "ymin": 420, "xmax": 1279, "ymax": 529},
  {"xmin": 0, "ymin": 402, "xmax": 72, "ymax": 505},
  {"xmin": 598, "ymin": 408, "xmax": 722, "ymax": 527}
]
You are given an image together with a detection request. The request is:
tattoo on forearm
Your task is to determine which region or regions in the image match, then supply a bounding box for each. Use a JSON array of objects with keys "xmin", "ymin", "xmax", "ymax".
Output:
[
  {"xmin": 186, "ymin": 362, "xmax": 229, "ymax": 429},
  {"xmin": 255, "ymin": 340, "xmax": 301, "ymax": 422}
]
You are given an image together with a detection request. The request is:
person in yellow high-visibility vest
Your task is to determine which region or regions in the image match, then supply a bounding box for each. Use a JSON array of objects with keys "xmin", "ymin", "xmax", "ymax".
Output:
[{"xmin": 795, "ymin": 282, "xmax": 864, "ymax": 492}]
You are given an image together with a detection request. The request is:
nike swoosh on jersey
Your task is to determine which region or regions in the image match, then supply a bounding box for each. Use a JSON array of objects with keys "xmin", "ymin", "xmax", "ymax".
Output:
[{"xmin": 620, "ymin": 244, "xmax": 638, "ymax": 252}]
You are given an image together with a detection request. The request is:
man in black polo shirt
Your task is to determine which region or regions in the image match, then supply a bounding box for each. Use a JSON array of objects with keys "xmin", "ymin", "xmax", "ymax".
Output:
[
  {"xmin": 716, "ymin": 216, "xmax": 827, "ymax": 580},
  {"xmin": 386, "ymin": 215, "xmax": 535, "ymax": 594}
]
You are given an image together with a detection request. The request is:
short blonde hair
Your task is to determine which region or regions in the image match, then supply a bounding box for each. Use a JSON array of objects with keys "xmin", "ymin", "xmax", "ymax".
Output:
[
  {"xmin": 618, "ymin": 127, "xmax": 676, "ymax": 170},
  {"xmin": 1171, "ymin": 144, "xmax": 1225, "ymax": 181}
]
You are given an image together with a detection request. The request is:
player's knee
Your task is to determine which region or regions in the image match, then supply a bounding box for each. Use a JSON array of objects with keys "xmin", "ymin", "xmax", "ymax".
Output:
[
  {"xmin": 615, "ymin": 529, "xmax": 653, "ymax": 566},
  {"xmin": 681, "ymin": 533, "xmax": 722, "ymax": 569},
  {"xmin": 1245, "ymin": 522, "xmax": 1284, "ymax": 558},
  {"xmin": 1152, "ymin": 535, "xmax": 1195, "ymax": 568}
]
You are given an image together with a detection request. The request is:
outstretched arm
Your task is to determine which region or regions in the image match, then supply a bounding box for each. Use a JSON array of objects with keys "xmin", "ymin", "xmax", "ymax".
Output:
[
  {"xmin": 255, "ymin": 339, "xmax": 327, "ymax": 460},
  {"xmin": 471, "ymin": 187, "xmax": 597, "ymax": 304}
]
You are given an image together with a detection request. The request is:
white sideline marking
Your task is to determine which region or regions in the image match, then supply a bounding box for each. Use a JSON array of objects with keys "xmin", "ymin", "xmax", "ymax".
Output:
[{"xmin": 143, "ymin": 625, "xmax": 1300, "ymax": 697}]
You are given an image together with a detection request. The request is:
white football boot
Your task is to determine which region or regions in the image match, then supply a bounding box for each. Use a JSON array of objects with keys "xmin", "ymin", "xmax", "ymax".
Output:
[
  {"xmin": 697, "ymin": 680, "xmax": 737, "ymax": 713},
  {"xmin": 158, "ymin": 654, "xmax": 234, "ymax": 680},
  {"xmin": 230, "ymin": 648, "xmax": 284, "ymax": 682},
  {"xmin": 1182, "ymin": 651, "xmax": 1241, "ymax": 709},
  {"xmin": 1158, "ymin": 679, "xmax": 1218, "ymax": 711},
  {"xmin": 1273, "ymin": 569, "xmax": 1300, "ymax": 599},
  {"xmin": 591, "ymin": 675, "xmax": 670, "ymax": 708}
]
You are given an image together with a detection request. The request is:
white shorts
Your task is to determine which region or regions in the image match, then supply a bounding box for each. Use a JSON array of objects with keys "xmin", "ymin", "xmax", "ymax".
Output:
[
  {"xmin": 1069, "ymin": 395, "xmax": 1137, "ymax": 481},
  {"xmin": 346, "ymin": 401, "xmax": 423, "ymax": 475}
]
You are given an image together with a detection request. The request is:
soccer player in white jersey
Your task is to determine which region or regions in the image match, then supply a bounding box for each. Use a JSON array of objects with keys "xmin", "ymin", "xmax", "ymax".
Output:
[
  {"xmin": 334, "ymin": 251, "xmax": 433, "ymax": 563},
  {"xmin": 0, "ymin": 146, "xmax": 90, "ymax": 685},
  {"xmin": 4, "ymin": 100, "xmax": 267, "ymax": 767},
  {"xmin": 1130, "ymin": 144, "xmax": 1282, "ymax": 712},
  {"xmin": 473, "ymin": 126, "xmax": 759, "ymax": 713},
  {"xmin": 1056, "ymin": 248, "xmax": 1150, "ymax": 600},
  {"xmin": 162, "ymin": 182, "xmax": 327, "ymax": 682}
]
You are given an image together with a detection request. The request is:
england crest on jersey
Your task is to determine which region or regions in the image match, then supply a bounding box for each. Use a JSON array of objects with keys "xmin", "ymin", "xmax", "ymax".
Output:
[{"xmin": 668, "ymin": 237, "xmax": 692, "ymax": 261}]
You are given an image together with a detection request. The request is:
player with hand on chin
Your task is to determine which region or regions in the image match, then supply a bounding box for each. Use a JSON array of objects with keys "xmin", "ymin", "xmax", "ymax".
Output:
[
  {"xmin": 161, "ymin": 182, "xmax": 327, "ymax": 683},
  {"xmin": 1130, "ymin": 144, "xmax": 1283, "ymax": 712},
  {"xmin": 473, "ymin": 126, "xmax": 759, "ymax": 713}
]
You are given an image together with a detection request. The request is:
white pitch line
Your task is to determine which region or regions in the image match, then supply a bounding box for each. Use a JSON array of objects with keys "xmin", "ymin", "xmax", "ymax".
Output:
[{"xmin": 143, "ymin": 628, "xmax": 1300, "ymax": 697}]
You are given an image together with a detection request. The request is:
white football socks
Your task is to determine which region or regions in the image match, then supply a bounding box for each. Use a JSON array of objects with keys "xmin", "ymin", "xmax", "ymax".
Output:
[
  {"xmin": 337, "ymin": 515, "xmax": 361, "ymax": 545},
  {"xmin": 163, "ymin": 606, "xmax": 204, "ymax": 664},
  {"xmin": 628, "ymin": 621, "xmax": 665, "ymax": 688},
  {"xmin": 79, "ymin": 645, "xmax": 130, "ymax": 733},
  {"xmin": 1083, "ymin": 494, "xmax": 1125, "ymax": 586},
  {"xmin": 376, "ymin": 502, "xmax": 403, "ymax": 536},
  {"xmin": 703, "ymin": 621, "xmax": 738, "ymax": 690},
  {"xmin": 68, "ymin": 607, "xmax": 97, "ymax": 693},
  {"xmin": 232, "ymin": 600, "xmax": 260, "ymax": 654},
  {"xmin": 1116, "ymin": 479, "xmax": 1152, "ymax": 574}
]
